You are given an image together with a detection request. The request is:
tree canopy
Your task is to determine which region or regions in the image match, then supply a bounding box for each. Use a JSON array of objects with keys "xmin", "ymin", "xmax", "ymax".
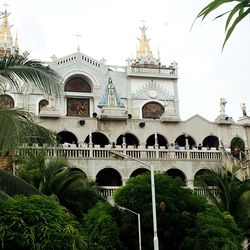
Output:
[{"xmin": 114, "ymin": 173, "xmax": 242, "ymax": 249}]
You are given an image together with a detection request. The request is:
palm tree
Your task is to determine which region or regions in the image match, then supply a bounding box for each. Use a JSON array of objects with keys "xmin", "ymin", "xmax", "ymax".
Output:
[
  {"xmin": 0, "ymin": 53, "xmax": 62, "ymax": 157},
  {"xmin": 195, "ymin": 0, "xmax": 250, "ymax": 49},
  {"xmin": 16, "ymin": 152, "xmax": 102, "ymax": 219},
  {"xmin": 51, "ymin": 167, "xmax": 102, "ymax": 219},
  {"xmin": 196, "ymin": 165, "xmax": 250, "ymax": 236},
  {"xmin": 0, "ymin": 168, "xmax": 43, "ymax": 197}
]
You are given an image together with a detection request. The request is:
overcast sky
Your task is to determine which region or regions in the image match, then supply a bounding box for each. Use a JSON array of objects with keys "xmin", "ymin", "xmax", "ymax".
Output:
[{"xmin": 5, "ymin": 0, "xmax": 250, "ymax": 121}]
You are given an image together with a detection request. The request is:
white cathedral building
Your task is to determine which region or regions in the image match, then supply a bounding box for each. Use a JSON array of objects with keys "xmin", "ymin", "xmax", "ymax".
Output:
[{"xmin": 1, "ymin": 9, "xmax": 250, "ymax": 196}]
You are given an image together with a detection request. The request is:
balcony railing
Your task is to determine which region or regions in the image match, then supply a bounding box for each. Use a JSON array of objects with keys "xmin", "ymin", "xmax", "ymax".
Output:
[
  {"xmin": 100, "ymin": 186, "xmax": 219, "ymax": 198},
  {"xmin": 16, "ymin": 145, "xmax": 222, "ymax": 161}
]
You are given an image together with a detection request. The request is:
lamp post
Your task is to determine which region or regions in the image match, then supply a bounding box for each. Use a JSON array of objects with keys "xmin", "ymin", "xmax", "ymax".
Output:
[
  {"xmin": 110, "ymin": 150, "xmax": 159, "ymax": 250},
  {"xmin": 117, "ymin": 206, "xmax": 142, "ymax": 250}
]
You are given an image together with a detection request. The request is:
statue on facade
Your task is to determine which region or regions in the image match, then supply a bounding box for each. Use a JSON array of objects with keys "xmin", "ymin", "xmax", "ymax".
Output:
[
  {"xmin": 219, "ymin": 98, "xmax": 227, "ymax": 115},
  {"xmin": 241, "ymin": 102, "xmax": 247, "ymax": 116}
]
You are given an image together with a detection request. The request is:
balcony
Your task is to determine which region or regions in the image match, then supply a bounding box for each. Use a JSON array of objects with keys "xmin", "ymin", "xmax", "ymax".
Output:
[{"xmin": 16, "ymin": 145, "xmax": 222, "ymax": 161}]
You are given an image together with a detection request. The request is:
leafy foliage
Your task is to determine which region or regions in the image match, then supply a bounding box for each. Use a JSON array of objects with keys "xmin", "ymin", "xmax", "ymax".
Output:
[
  {"xmin": 195, "ymin": 166, "xmax": 250, "ymax": 236},
  {"xmin": 114, "ymin": 173, "xmax": 208, "ymax": 250},
  {"xmin": 18, "ymin": 152, "xmax": 102, "ymax": 220},
  {"xmin": 0, "ymin": 54, "xmax": 62, "ymax": 96},
  {"xmin": 0, "ymin": 109, "xmax": 57, "ymax": 156},
  {"xmin": 0, "ymin": 195, "xmax": 86, "ymax": 250},
  {"xmin": 0, "ymin": 53, "xmax": 62, "ymax": 156},
  {"xmin": 83, "ymin": 201, "xmax": 124, "ymax": 250},
  {"xmin": 51, "ymin": 167, "xmax": 102, "ymax": 220},
  {"xmin": 195, "ymin": 0, "xmax": 250, "ymax": 49},
  {"xmin": 0, "ymin": 169, "xmax": 42, "ymax": 197},
  {"xmin": 180, "ymin": 206, "xmax": 243, "ymax": 250}
]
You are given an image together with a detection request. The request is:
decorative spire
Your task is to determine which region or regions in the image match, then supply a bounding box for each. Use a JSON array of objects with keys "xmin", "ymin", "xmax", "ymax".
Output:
[
  {"xmin": 98, "ymin": 77, "xmax": 124, "ymax": 108},
  {"xmin": 0, "ymin": 4, "xmax": 17, "ymax": 56},
  {"xmin": 137, "ymin": 24, "xmax": 153, "ymax": 59},
  {"xmin": 14, "ymin": 31, "xmax": 19, "ymax": 53}
]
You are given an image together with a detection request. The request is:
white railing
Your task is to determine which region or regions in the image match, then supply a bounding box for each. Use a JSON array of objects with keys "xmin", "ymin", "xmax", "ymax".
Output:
[
  {"xmin": 16, "ymin": 145, "xmax": 222, "ymax": 161},
  {"xmin": 193, "ymin": 187, "xmax": 219, "ymax": 197},
  {"xmin": 99, "ymin": 186, "xmax": 120, "ymax": 197},
  {"xmin": 99, "ymin": 186, "xmax": 219, "ymax": 198}
]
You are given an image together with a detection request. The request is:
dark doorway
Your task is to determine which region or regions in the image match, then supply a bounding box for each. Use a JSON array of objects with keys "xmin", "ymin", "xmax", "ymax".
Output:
[
  {"xmin": 166, "ymin": 168, "xmax": 186, "ymax": 184},
  {"xmin": 146, "ymin": 133, "xmax": 168, "ymax": 147},
  {"xmin": 84, "ymin": 132, "xmax": 109, "ymax": 148},
  {"xmin": 116, "ymin": 133, "xmax": 139, "ymax": 147},
  {"xmin": 57, "ymin": 131, "xmax": 78, "ymax": 144},
  {"xmin": 96, "ymin": 168, "xmax": 122, "ymax": 186}
]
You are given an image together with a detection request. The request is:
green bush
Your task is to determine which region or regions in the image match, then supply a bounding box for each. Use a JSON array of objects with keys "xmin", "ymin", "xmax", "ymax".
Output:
[{"xmin": 0, "ymin": 195, "xmax": 86, "ymax": 250}]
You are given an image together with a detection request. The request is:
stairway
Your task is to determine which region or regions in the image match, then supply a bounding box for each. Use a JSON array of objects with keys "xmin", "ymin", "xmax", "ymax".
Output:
[{"xmin": 220, "ymin": 147, "xmax": 250, "ymax": 181}]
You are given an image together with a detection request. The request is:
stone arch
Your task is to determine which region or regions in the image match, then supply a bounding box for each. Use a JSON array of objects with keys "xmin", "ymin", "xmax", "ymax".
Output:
[
  {"xmin": 142, "ymin": 101, "xmax": 164, "ymax": 119},
  {"xmin": 166, "ymin": 168, "xmax": 186, "ymax": 184},
  {"xmin": 146, "ymin": 133, "xmax": 168, "ymax": 148},
  {"xmin": 64, "ymin": 74, "xmax": 93, "ymax": 117},
  {"xmin": 194, "ymin": 169, "xmax": 213, "ymax": 186},
  {"xmin": 231, "ymin": 137, "xmax": 245, "ymax": 152},
  {"xmin": 202, "ymin": 135, "xmax": 219, "ymax": 149},
  {"xmin": 0, "ymin": 94, "xmax": 14, "ymax": 110},
  {"xmin": 57, "ymin": 131, "xmax": 78, "ymax": 144},
  {"xmin": 96, "ymin": 167, "xmax": 122, "ymax": 186},
  {"xmin": 38, "ymin": 99, "xmax": 49, "ymax": 113},
  {"xmin": 116, "ymin": 133, "xmax": 140, "ymax": 147},
  {"xmin": 64, "ymin": 74, "xmax": 92, "ymax": 92},
  {"xmin": 175, "ymin": 134, "xmax": 196, "ymax": 149},
  {"xmin": 130, "ymin": 168, "xmax": 150, "ymax": 178},
  {"xmin": 84, "ymin": 132, "xmax": 110, "ymax": 148}
]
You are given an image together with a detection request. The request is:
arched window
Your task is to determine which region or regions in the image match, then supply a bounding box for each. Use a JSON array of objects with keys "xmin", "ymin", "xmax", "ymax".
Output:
[
  {"xmin": 65, "ymin": 77, "xmax": 91, "ymax": 92},
  {"xmin": 0, "ymin": 94, "xmax": 14, "ymax": 110},
  {"xmin": 65, "ymin": 75, "xmax": 92, "ymax": 117},
  {"xmin": 142, "ymin": 101, "xmax": 164, "ymax": 119},
  {"xmin": 39, "ymin": 99, "xmax": 49, "ymax": 112}
]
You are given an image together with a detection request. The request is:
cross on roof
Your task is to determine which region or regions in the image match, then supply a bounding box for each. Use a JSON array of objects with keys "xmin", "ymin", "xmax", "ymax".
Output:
[{"xmin": 75, "ymin": 33, "xmax": 81, "ymax": 52}]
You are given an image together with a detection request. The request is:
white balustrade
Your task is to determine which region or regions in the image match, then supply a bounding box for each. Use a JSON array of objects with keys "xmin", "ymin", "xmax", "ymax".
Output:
[{"xmin": 16, "ymin": 145, "xmax": 222, "ymax": 161}]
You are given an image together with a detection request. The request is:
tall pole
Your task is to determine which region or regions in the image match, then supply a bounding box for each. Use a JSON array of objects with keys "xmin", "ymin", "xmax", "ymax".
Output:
[
  {"xmin": 150, "ymin": 164, "xmax": 159, "ymax": 250},
  {"xmin": 138, "ymin": 213, "xmax": 142, "ymax": 250},
  {"xmin": 110, "ymin": 151, "xmax": 159, "ymax": 250},
  {"xmin": 118, "ymin": 206, "xmax": 142, "ymax": 250}
]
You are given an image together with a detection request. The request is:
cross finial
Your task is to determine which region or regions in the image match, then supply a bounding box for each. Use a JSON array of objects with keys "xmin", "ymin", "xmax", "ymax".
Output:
[
  {"xmin": 75, "ymin": 33, "xmax": 81, "ymax": 52},
  {"xmin": 3, "ymin": 2, "xmax": 9, "ymax": 9}
]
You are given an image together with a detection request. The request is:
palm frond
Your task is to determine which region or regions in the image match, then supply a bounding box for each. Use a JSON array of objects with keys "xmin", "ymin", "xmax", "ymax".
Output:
[
  {"xmin": 0, "ymin": 108, "xmax": 57, "ymax": 156},
  {"xmin": 222, "ymin": 6, "xmax": 250, "ymax": 49},
  {"xmin": 0, "ymin": 54, "xmax": 63, "ymax": 96},
  {"xmin": 195, "ymin": 0, "xmax": 250, "ymax": 49},
  {"xmin": 0, "ymin": 169, "xmax": 42, "ymax": 196}
]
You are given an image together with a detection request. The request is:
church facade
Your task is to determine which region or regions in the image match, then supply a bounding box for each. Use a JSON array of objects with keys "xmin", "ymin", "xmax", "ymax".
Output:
[{"xmin": 1, "ymin": 9, "xmax": 250, "ymax": 193}]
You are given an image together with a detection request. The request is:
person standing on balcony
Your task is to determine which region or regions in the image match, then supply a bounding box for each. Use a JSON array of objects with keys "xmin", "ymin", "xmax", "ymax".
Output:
[{"xmin": 234, "ymin": 146, "xmax": 240, "ymax": 159}]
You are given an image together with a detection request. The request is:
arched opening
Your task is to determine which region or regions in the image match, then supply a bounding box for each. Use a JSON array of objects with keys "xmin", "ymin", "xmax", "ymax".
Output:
[
  {"xmin": 130, "ymin": 168, "xmax": 150, "ymax": 178},
  {"xmin": 116, "ymin": 133, "xmax": 139, "ymax": 147},
  {"xmin": 84, "ymin": 132, "xmax": 109, "ymax": 148},
  {"xmin": 96, "ymin": 168, "xmax": 122, "ymax": 186},
  {"xmin": 194, "ymin": 169, "xmax": 214, "ymax": 186},
  {"xmin": 65, "ymin": 75, "xmax": 92, "ymax": 117},
  {"xmin": 39, "ymin": 99, "xmax": 49, "ymax": 112},
  {"xmin": 175, "ymin": 135, "xmax": 195, "ymax": 149},
  {"xmin": 142, "ymin": 101, "xmax": 164, "ymax": 119},
  {"xmin": 202, "ymin": 135, "xmax": 219, "ymax": 149},
  {"xmin": 0, "ymin": 94, "xmax": 14, "ymax": 110},
  {"xmin": 230, "ymin": 137, "xmax": 245, "ymax": 159},
  {"xmin": 166, "ymin": 169, "xmax": 186, "ymax": 184},
  {"xmin": 65, "ymin": 76, "xmax": 91, "ymax": 92},
  {"xmin": 57, "ymin": 131, "xmax": 78, "ymax": 144},
  {"xmin": 146, "ymin": 133, "xmax": 168, "ymax": 148}
]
